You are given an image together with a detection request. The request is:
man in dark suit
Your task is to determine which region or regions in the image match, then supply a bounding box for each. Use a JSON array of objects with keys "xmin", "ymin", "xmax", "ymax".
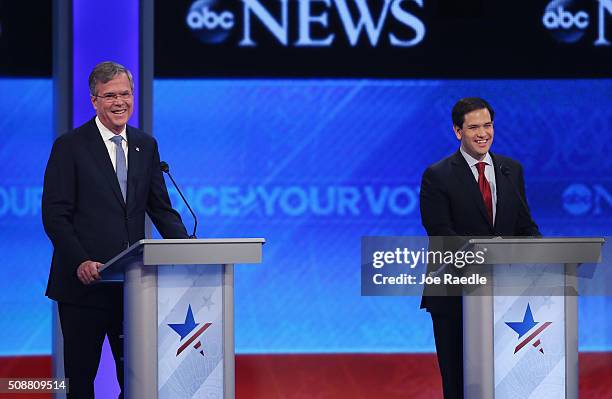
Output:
[
  {"xmin": 42, "ymin": 61, "xmax": 188, "ymax": 398},
  {"xmin": 419, "ymin": 97, "xmax": 540, "ymax": 399}
]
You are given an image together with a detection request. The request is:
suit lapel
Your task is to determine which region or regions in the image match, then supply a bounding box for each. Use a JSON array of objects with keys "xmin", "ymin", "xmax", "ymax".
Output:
[
  {"xmin": 450, "ymin": 150, "xmax": 491, "ymax": 228},
  {"xmin": 84, "ymin": 119, "xmax": 126, "ymax": 208},
  {"xmin": 491, "ymin": 153, "xmax": 509, "ymax": 231},
  {"xmin": 126, "ymin": 127, "xmax": 142, "ymax": 212}
]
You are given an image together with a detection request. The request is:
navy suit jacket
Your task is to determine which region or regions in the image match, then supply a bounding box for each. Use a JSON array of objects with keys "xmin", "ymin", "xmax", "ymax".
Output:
[
  {"xmin": 419, "ymin": 150, "xmax": 540, "ymax": 314},
  {"xmin": 42, "ymin": 118, "xmax": 188, "ymax": 307}
]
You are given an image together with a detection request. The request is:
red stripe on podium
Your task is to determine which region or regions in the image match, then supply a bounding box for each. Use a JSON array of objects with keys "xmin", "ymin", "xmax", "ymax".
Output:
[
  {"xmin": 176, "ymin": 322, "xmax": 212, "ymax": 356},
  {"xmin": 514, "ymin": 321, "xmax": 552, "ymax": 354}
]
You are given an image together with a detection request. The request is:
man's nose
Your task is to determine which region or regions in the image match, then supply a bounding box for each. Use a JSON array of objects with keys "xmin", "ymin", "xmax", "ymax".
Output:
[{"xmin": 476, "ymin": 127, "xmax": 488, "ymax": 136}]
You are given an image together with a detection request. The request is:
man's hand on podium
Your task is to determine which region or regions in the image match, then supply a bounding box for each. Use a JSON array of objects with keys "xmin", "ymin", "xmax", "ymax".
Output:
[{"xmin": 76, "ymin": 260, "xmax": 103, "ymax": 285}]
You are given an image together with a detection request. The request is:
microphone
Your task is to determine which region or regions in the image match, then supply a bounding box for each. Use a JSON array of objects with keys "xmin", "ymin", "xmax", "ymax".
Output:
[
  {"xmin": 498, "ymin": 163, "xmax": 539, "ymax": 235},
  {"xmin": 160, "ymin": 161, "xmax": 198, "ymax": 239}
]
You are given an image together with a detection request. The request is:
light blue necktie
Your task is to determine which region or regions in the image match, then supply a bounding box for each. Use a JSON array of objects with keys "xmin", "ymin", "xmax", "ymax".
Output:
[{"xmin": 110, "ymin": 135, "xmax": 127, "ymax": 201}]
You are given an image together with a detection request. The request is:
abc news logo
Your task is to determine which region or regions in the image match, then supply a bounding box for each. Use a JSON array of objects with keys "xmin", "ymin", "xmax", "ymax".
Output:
[
  {"xmin": 188, "ymin": 2, "xmax": 234, "ymax": 31},
  {"xmin": 186, "ymin": 0, "xmax": 426, "ymax": 47},
  {"xmin": 563, "ymin": 184, "xmax": 612, "ymax": 216},
  {"xmin": 542, "ymin": 0, "xmax": 612, "ymax": 45},
  {"xmin": 543, "ymin": 6, "xmax": 589, "ymax": 29}
]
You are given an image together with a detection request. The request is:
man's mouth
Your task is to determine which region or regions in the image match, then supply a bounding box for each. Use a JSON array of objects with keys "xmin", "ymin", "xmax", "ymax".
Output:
[
  {"xmin": 112, "ymin": 109, "xmax": 127, "ymax": 115},
  {"xmin": 476, "ymin": 139, "xmax": 488, "ymax": 145}
]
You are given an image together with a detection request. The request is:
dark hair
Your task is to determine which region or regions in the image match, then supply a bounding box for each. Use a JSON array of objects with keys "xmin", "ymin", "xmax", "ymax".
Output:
[
  {"xmin": 451, "ymin": 97, "xmax": 495, "ymax": 128},
  {"xmin": 88, "ymin": 61, "xmax": 134, "ymax": 96}
]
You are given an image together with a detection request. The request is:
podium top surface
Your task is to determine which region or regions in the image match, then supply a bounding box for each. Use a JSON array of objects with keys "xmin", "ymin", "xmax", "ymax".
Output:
[
  {"xmin": 100, "ymin": 238, "xmax": 265, "ymax": 275},
  {"xmin": 135, "ymin": 238, "xmax": 265, "ymax": 246},
  {"xmin": 468, "ymin": 237, "xmax": 605, "ymax": 244},
  {"xmin": 465, "ymin": 237, "xmax": 605, "ymax": 264}
]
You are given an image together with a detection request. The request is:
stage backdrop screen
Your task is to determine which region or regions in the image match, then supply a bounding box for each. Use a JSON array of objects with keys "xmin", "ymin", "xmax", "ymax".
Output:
[
  {"xmin": 0, "ymin": 78, "xmax": 610, "ymax": 358},
  {"xmin": 0, "ymin": 78, "xmax": 53, "ymax": 355},
  {"xmin": 152, "ymin": 78, "xmax": 612, "ymax": 354}
]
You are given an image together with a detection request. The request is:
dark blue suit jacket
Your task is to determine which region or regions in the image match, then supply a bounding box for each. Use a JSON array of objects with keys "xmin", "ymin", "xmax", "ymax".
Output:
[
  {"xmin": 42, "ymin": 118, "xmax": 188, "ymax": 307},
  {"xmin": 419, "ymin": 150, "xmax": 541, "ymax": 314}
]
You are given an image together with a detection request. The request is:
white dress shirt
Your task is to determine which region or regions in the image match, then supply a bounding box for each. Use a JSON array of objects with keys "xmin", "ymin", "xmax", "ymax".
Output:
[
  {"xmin": 460, "ymin": 147, "xmax": 497, "ymax": 223},
  {"xmin": 95, "ymin": 116, "xmax": 128, "ymax": 171}
]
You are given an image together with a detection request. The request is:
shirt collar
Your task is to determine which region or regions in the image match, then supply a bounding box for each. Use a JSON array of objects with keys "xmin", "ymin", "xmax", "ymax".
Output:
[
  {"xmin": 460, "ymin": 147, "xmax": 493, "ymax": 168},
  {"xmin": 95, "ymin": 116, "xmax": 127, "ymax": 143}
]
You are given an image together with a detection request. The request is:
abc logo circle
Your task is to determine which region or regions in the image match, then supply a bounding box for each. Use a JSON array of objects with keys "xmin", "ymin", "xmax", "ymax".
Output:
[
  {"xmin": 542, "ymin": 0, "xmax": 589, "ymax": 43},
  {"xmin": 562, "ymin": 184, "xmax": 591, "ymax": 215},
  {"xmin": 186, "ymin": 0, "xmax": 234, "ymax": 44}
]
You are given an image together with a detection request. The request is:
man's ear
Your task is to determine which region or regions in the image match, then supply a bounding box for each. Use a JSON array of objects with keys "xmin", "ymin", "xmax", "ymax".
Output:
[
  {"xmin": 90, "ymin": 96, "xmax": 97, "ymax": 111},
  {"xmin": 453, "ymin": 125, "xmax": 462, "ymax": 141}
]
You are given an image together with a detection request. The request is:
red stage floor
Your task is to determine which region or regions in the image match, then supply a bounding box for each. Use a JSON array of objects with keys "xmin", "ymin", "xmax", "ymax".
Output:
[{"xmin": 1, "ymin": 353, "xmax": 611, "ymax": 398}]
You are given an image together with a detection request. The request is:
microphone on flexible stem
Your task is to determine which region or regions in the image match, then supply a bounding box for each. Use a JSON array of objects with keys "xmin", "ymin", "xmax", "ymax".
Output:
[
  {"xmin": 498, "ymin": 163, "xmax": 539, "ymax": 236},
  {"xmin": 160, "ymin": 161, "xmax": 197, "ymax": 239}
]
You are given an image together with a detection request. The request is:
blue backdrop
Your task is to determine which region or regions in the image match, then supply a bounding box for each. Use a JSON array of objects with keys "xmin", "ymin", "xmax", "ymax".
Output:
[
  {"xmin": 0, "ymin": 78, "xmax": 610, "ymax": 356},
  {"xmin": 0, "ymin": 78, "xmax": 54, "ymax": 355}
]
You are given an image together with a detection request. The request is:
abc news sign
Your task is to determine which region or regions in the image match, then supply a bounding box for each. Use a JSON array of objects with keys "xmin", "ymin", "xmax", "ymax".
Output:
[
  {"xmin": 156, "ymin": 0, "xmax": 612, "ymax": 77},
  {"xmin": 184, "ymin": 0, "xmax": 612, "ymax": 47},
  {"xmin": 185, "ymin": 0, "xmax": 426, "ymax": 47},
  {"xmin": 542, "ymin": 0, "xmax": 612, "ymax": 44}
]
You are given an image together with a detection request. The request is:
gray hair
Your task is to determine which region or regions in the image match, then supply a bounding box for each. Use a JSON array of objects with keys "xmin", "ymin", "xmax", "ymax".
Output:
[{"xmin": 88, "ymin": 61, "xmax": 134, "ymax": 96}]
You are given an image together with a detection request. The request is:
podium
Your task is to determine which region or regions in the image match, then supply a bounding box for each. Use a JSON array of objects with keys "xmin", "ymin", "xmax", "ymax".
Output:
[
  {"xmin": 97, "ymin": 238, "xmax": 265, "ymax": 399},
  {"xmin": 462, "ymin": 237, "xmax": 604, "ymax": 399}
]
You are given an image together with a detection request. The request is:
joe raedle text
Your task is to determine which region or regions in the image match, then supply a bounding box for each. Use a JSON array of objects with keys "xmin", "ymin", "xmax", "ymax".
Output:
[{"xmin": 372, "ymin": 272, "xmax": 487, "ymax": 286}]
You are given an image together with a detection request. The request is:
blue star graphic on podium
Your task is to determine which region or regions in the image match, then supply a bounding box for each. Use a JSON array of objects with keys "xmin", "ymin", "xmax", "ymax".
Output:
[
  {"xmin": 505, "ymin": 303, "xmax": 538, "ymax": 338},
  {"xmin": 168, "ymin": 305, "xmax": 199, "ymax": 341}
]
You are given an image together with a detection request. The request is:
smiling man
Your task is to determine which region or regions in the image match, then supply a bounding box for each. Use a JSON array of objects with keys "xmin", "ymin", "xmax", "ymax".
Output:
[
  {"xmin": 93, "ymin": 71, "xmax": 133, "ymax": 133},
  {"xmin": 419, "ymin": 97, "xmax": 540, "ymax": 399},
  {"xmin": 42, "ymin": 61, "xmax": 188, "ymax": 398}
]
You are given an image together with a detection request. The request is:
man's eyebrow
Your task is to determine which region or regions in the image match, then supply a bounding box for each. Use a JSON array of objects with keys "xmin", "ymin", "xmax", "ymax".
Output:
[
  {"xmin": 467, "ymin": 122, "xmax": 493, "ymax": 128},
  {"xmin": 101, "ymin": 91, "xmax": 130, "ymax": 95}
]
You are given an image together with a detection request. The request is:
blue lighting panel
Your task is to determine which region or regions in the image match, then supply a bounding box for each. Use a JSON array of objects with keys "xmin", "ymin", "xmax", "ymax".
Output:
[
  {"xmin": 152, "ymin": 79, "xmax": 612, "ymax": 353},
  {"xmin": 0, "ymin": 79, "xmax": 53, "ymax": 355},
  {"xmin": 1, "ymin": 78, "xmax": 611, "ymax": 356}
]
